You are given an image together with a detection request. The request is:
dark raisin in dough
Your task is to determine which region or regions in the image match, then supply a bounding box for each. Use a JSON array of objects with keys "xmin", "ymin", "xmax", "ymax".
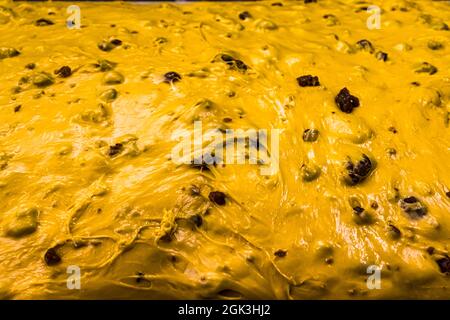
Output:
[
  {"xmin": 297, "ymin": 75, "xmax": 320, "ymax": 87},
  {"xmin": 399, "ymin": 196, "xmax": 427, "ymax": 218},
  {"xmin": 356, "ymin": 39, "xmax": 375, "ymax": 53},
  {"xmin": 209, "ymin": 191, "xmax": 227, "ymax": 206},
  {"xmin": 44, "ymin": 248, "xmax": 61, "ymax": 266},
  {"xmin": 54, "ymin": 66, "xmax": 72, "ymax": 78},
  {"xmin": 164, "ymin": 71, "xmax": 182, "ymax": 83},
  {"xmin": 238, "ymin": 11, "xmax": 252, "ymax": 20},
  {"xmin": 335, "ymin": 88, "xmax": 360, "ymax": 113}
]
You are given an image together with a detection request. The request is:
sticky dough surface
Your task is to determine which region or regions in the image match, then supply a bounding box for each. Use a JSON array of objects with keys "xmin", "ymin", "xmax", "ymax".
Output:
[{"xmin": 0, "ymin": 0, "xmax": 449, "ymax": 299}]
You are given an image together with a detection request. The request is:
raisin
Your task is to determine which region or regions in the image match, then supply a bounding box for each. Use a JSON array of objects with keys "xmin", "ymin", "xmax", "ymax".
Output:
[
  {"xmin": 352, "ymin": 206, "xmax": 373, "ymax": 224},
  {"xmin": 190, "ymin": 214, "xmax": 203, "ymax": 227},
  {"xmin": 403, "ymin": 196, "xmax": 418, "ymax": 204},
  {"xmin": 438, "ymin": 23, "xmax": 449, "ymax": 31},
  {"xmin": 98, "ymin": 39, "xmax": 122, "ymax": 52},
  {"xmin": 415, "ymin": 62, "xmax": 438, "ymax": 75},
  {"xmin": 159, "ymin": 233, "xmax": 173, "ymax": 243},
  {"xmin": 347, "ymin": 172, "xmax": 361, "ymax": 185},
  {"xmin": 356, "ymin": 39, "xmax": 374, "ymax": 53},
  {"xmin": 274, "ymin": 249, "xmax": 287, "ymax": 257},
  {"xmin": 356, "ymin": 6, "xmax": 369, "ymax": 12},
  {"xmin": 335, "ymin": 87, "xmax": 360, "ymax": 113},
  {"xmin": 302, "ymin": 128, "xmax": 319, "ymax": 142},
  {"xmin": 271, "ymin": 2, "xmax": 283, "ymax": 6},
  {"xmin": 218, "ymin": 54, "xmax": 248, "ymax": 72},
  {"xmin": 387, "ymin": 224, "xmax": 401, "ymax": 239},
  {"xmin": 14, "ymin": 105, "xmax": 21, "ymax": 112},
  {"xmin": 220, "ymin": 54, "xmax": 235, "ymax": 63},
  {"xmin": 1, "ymin": 48, "xmax": 19, "ymax": 60},
  {"xmin": 98, "ymin": 41, "xmax": 114, "ymax": 52},
  {"xmin": 353, "ymin": 154, "xmax": 372, "ymax": 177},
  {"xmin": 436, "ymin": 257, "xmax": 450, "ymax": 274},
  {"xmin": 108, "ymin": 143, "xmax": 123, "ymax": 157},
  {"xmin": 353, "ymin": 206, "xmax": 365, "ymax": 214},
  {"xmin": 297, "ymin": 75, "xmax": 320, "ymax": 87},
  {"xmin": 344, "ymin": 154, "xmax": 372, "ymax": 185},
  {"xmin": 388, "ymin": 126, "xmax": 398, "ymax": 134},
  {"xmin": 110, "ymin": 39, "xmax": 122, "ymax": 46},
  {"xmin": 238, "ymin": 11, "xmax": 252, "ymax": 20},
  {"xmin": 446, "ymin": 191, "xmax": 450, "ymax": 198},
  {"xmin": 25, "ymin": 63, "xmax": 36, "ymax": 70},
  {"xmin": 35, "ymin": 18, "xmax": 54, "ymax": 26},
  {"xmin": 135, "ymin": 272, "xmax": 145, "ymax": 283},
  {"xmin": 163, "ymin": 71, "xmax": 181, "ymax": 83},
  {"xmin": 375, "ymin": 51, "xmax": 388, "ymax": 61},
  {"xmin": 208, "ymin": 191, "xmax": 226, "ymax": 206},
  {"xmin": 323, "ymin": 14, "xmax": 339, "ymax": 26},
  {"xmin": 399, "ymin": 196, "xmax": 427, "ymax": 218},
  {"xmin": 234, "ymin": 59, "xmax": 248, "ymax": 72},
  {"xmin": 54, "ymin": 66, "xmax": 72, "ymax": 78},
  {"xmin": 304, "ymin": 0, "xmax": 317, "ymax": 3},
  {"xmin": 154, "ymin": 37, "xmax": 168, "ymax": 45},
  {"xmin": 44, "ymin": 248, "xmax": 61, "ymax": 266},
  {"xmin": 428, "ymin": 41, "xmax": 443, "ymax": 50}
]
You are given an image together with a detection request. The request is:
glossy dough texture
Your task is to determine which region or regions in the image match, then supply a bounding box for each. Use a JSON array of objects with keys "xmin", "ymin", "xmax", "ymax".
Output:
[{"xmin": 0, "ymin": 0, "xmax": 449, "ymax": 299}]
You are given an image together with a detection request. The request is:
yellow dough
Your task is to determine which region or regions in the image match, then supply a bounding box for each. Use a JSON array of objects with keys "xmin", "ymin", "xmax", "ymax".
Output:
[{"xmin": 0, "ymin": 0, "xmax": 449, "ymax": 299}]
